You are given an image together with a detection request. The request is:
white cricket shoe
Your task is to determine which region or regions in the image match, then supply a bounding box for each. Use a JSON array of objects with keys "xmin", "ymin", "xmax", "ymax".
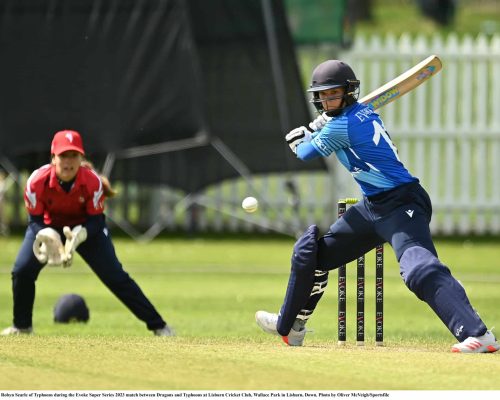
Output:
[
  {"xmin": 255, "ymin": 311, "xmax": 280, "ymax": 335},
  {"xmin": 451, "ymin": 330, "xmax": 500, "ymax": 353},
  {"xmin": 154, "ymin": 324, "xmax": 175, "ymax": 337},
  {"xmin": 255, "ymin": 310, "xmax": 307, "ymax": 346},
  {"xmin": 1, "ymin": 326, "xmax": 33, "ymax": 336}
]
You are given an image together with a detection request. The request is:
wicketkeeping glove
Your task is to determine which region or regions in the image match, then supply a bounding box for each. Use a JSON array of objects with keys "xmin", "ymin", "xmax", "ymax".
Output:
[
  {"xmin": 285, "ymin": 126, "xmax": 311, "ymax": 154},
  {"xmin": 62, "ymin": 225, "xmax": 88, "ymax": 268},
  {"xmin": 308, "ymin": 113, "xmax": 332, "ymax": 132},
  {"xmin": 33, "ymin": 228, "xmax": 66, "ymax": 266}
]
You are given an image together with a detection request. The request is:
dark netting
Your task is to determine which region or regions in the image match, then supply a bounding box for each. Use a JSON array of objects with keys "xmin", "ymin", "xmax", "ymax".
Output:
[
  {"xmin": 186, "ymin": 0, "xmax": 323, "ymax": 175},
  {"xmin": 0, "ymin": 0, "xmax": 205, "ymax": 161},
  {"xmin": 0, "ymin": 0, "xmax": 325, "ymax": 191}
]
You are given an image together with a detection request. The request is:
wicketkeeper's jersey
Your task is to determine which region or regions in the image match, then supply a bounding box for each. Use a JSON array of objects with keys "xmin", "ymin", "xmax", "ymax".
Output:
[
  {"xmin": 24, "ymin": 164, "xmax": 105, "ymax": 227},
  {"xmin": 310, "ymin": 102, "xmax": 417, "ymax": 196}
]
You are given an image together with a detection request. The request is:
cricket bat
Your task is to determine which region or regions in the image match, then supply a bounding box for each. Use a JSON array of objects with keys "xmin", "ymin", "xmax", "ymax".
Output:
[{"xmin": 359, "ymin": 55, "xmax": 442, "ymax": 110}]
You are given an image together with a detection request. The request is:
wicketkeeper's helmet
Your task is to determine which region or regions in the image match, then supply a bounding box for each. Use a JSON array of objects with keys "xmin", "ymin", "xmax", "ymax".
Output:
[
  {"xmin": 308, "ymin": 60, "xmax": 360, "ymax": 116},
  {"xmin": 53, "ymin": 293, "xmax": 89, "ymax": 323}
]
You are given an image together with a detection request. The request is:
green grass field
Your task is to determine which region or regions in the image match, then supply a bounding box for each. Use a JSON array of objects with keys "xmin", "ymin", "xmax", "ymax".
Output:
[{"xmin": 0, "ymin": 234, "xmax": 499, "ymax": 390}]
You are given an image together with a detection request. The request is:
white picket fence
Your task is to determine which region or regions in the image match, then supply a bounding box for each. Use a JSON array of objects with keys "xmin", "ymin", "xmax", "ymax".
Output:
[{"xmin": 110, "ymin": 32, "xmax": 500, "ymax": 238}]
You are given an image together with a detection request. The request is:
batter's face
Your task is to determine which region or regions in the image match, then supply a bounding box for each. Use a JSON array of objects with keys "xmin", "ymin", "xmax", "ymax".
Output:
[
  {"xmin": 318, "ymin": 87, "xmax": 345, "ymax": 112},
  {"xmin": 53, "ymin": 151, "xmax": 83, "ymax": 182}
]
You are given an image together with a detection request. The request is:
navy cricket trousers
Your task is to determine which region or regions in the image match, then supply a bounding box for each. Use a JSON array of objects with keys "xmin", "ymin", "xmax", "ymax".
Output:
[
  {"xmin": 11, "ymin": 223, "xmax": 166, "ymax": 330},
  {"xmin": 317, "ymin": 181, "xmax": 437, "ymax": 267}
]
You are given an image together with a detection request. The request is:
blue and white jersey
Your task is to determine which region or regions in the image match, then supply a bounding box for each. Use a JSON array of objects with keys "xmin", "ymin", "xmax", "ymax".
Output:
[{"xmin": 308, "ymin": 103, "xmax": 417, "ymax": 196}]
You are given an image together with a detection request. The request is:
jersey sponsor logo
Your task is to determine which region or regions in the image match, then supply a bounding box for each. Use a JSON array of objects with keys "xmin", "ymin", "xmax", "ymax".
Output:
[
  {"xmin": 405, "ymin": 209, "xmax": 414, "ymax": 218},
  {"xmin": 354, "ymin": 107, "xmax": 375, "ymax": 122}
]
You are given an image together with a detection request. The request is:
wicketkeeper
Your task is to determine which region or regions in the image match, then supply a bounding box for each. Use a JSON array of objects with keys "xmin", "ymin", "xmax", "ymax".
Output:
[
  {"xmin": 255, "ymin": 60, "xmax": 499, "ymax": 353},
  {"xmin": 1, "ymin": 130, "xmax": 173, "ymax": 336}
]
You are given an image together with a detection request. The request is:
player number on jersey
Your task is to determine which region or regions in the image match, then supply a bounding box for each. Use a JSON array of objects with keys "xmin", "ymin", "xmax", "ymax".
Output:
[{"xmin": 372, "ymin": 120, "xmax": 400, "ymax": 161}]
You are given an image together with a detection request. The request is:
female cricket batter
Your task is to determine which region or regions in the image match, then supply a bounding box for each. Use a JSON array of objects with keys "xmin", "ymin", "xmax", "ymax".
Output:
[
  {"xmin": 1, "ymin": 130, "xmax": 173, "ymax": 336},
  {"xmin": 255, "ymin": 60, "xmax": 498, "ymax": 353}
]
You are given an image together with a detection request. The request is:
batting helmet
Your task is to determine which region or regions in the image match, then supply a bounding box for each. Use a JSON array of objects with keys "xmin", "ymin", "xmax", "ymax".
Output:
[
  {"xmin": 53, "ymin": 293, "xmax": 90, "ymax": 323},
  {"xmin": 308, "ymin": 60, "xmax": 360, "ymax": 116}
]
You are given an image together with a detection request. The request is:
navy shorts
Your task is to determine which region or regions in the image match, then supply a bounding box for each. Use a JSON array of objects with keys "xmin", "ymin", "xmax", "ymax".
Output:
[{"xmin": 316, "ymin": 182, "xmax": 437, "ymax": 270}]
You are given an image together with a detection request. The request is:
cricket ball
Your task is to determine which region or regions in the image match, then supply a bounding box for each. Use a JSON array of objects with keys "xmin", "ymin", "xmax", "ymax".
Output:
[{"xmin": 242, "ymin": 196, "xmax": 258, "ymax": 213}]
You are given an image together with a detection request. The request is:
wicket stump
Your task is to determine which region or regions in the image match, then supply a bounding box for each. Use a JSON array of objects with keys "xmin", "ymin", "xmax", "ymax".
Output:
[{"xmin": 337, "ymin": 198, "xmax": 384, "ymax": 346}]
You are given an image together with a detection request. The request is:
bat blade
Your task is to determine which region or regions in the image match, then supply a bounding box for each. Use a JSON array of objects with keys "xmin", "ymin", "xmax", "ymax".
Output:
[{"xmin": 360, "ymin": 55, "xmax": 442, "ymax": 110}]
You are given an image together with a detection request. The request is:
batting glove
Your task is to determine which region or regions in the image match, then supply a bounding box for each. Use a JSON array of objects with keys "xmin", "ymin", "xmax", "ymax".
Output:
[
  {"xmin": 308, "ymin": 113, "xmax": 332, "ymax": 132},
  {"xmin": 285, "ymin": 126, "xmax": 311, "ymax": 154},
  {"xmin": 63, "ymin": 225, "xmax": 88, "ymax": 268},
  {"xmin": 33, "ymin": 228, "xmax": 65, "ymax": 266}
]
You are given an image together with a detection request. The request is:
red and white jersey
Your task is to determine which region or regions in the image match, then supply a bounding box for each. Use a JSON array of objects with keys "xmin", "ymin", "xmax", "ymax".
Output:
[{"xmin": 24, "ymin": 164, "xmax": 105, "ymax": 227}]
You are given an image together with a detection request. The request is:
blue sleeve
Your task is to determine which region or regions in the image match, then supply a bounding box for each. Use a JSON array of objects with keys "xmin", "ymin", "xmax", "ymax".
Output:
[
  {"xmin": 311, "ymin": 115, "xmax": 350, "ymax": 157},
  {"xmin": 296, "ymin": 142, "xmax": 321, "ymax": 160},
  {"xmin": 28, "ymin": 215, "xmax": 46, "ymax": 235}
]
